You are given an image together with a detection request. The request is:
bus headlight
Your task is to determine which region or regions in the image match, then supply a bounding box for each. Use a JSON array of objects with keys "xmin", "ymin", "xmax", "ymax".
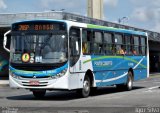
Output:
[
  {"xmin": 57, "ymin": 69, "xmax": 67, "ymax": 77},
  {"xmin": 11, "ymin": 72, "xmax": 19, "ymax": 79},
  {"xmin": 50, "ymin": 69, "xmax": 67, "ymax": 79}
]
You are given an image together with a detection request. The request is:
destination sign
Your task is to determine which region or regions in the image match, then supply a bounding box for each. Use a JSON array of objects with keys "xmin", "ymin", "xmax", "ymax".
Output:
[{"xmin": 12, "ymin": 21, "xmax": 66, "ymax": 31}]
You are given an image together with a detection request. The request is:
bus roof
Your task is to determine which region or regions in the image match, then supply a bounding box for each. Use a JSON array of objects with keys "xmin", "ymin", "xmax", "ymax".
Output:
[{"xmin": 87, "ymin": 24, "xmax": 147, "ymax": 36}]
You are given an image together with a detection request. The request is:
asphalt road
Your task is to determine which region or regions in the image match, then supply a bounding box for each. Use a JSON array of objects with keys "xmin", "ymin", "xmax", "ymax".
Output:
[{"xmin": 0, "ymin": 75, "xmax": 160, "ymax": 113}]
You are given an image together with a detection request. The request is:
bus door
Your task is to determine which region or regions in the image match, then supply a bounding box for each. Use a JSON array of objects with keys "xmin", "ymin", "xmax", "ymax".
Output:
[
  {"xmin": 68, "ymin": 27, "xmax": 81, "ymax": 88},
  {"xmin": 69, "ymin": 27, "xmax": 81, "ymax": 73}
]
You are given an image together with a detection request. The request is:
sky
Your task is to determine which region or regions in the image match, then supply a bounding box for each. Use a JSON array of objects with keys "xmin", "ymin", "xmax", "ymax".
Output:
[{"xmin": 0, "ymin": 0, "xmax": 160, "ymax": 32}]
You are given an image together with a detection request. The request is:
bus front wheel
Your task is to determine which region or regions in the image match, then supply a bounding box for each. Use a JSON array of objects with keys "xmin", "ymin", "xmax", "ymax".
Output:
[
  {"xmin": 32, "ymin": 90, "xmax": 46, "ymax": 98},
  {"xmin": 77, "ymin": 76, "xmax": 91, "ymax": 98}
]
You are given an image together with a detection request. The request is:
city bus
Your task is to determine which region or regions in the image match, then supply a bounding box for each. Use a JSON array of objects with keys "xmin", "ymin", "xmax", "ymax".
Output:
[{"xmin": 3, "ymin": 19, "xmax": 149, "ymax": 98}]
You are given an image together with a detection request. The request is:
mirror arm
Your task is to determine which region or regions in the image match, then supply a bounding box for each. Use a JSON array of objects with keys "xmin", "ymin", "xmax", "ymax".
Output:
[{"xmin": 3, "ymin": 30, "xmax": 11, "ymax": 52}]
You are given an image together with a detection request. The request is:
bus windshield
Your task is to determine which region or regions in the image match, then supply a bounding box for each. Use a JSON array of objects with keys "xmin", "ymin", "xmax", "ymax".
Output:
[{"xmin": 10, "ymin": 33, "xmax": 68, "ymax": 64}]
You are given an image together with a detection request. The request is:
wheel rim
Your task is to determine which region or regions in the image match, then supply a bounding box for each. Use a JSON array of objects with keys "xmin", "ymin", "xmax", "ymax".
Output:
[
  {"xmin": 83, "ymin": 79, "xmax": 90, "ymax": 94},
  {"xmin": 128, "ymin": 75, "xmax": 133, "ymax": 90}
]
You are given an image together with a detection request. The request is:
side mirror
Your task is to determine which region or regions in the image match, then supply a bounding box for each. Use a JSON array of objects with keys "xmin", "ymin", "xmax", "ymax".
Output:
[{"xmin": 3, "ymin": 30, "xmax": 11, "ymax": 52}]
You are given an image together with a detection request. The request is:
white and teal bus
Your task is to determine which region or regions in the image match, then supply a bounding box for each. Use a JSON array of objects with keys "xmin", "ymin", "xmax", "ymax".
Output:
[{"xmin": 4, "ymin": 19, "xmax": 149, "ymax": 98}]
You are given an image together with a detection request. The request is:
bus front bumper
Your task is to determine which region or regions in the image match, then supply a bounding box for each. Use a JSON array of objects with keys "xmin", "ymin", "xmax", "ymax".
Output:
[{"xmin": 9, "ymin": 74, "xmax": 69, "ymax": 90}]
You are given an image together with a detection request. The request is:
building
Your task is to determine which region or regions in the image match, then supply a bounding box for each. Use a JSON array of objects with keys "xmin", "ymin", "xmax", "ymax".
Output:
[{"xmin": 87, "ymin": 0, "xmax": 103, "ymax": 19}]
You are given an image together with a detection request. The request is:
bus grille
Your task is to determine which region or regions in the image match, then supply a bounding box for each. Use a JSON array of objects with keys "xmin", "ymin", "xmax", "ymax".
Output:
[{"xmin": 22, "ymin": 81, "xmax": 48, "ymax": 87}]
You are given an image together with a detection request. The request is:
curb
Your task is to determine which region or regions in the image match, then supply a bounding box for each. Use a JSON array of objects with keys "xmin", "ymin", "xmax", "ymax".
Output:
[
  {"xmin": 149, "ymin": 74, "xmax": 160, "ymax": 78},
  {"xmin": 0, "ymin": 80, "xmax": 9, "ymax": 87},
  {"xmin": 0, "ymin": 84, "xmax": 9, "ymax": 87},
  {"xmin": 149, "ymin": 73, "xmax": 160, "ymax": 76}
]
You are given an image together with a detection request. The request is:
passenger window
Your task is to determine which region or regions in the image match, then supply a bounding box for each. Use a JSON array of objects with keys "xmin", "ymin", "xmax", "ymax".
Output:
[
  {"xmin": 104, "ymin": 33, "xmax": 112, "ymax": 43},
  {"xmin": 124, "ymin": 35, "xmax": 132, "ymax": 55},
  {"xmin": 115, "ymin": 34, "xmax": 125, "ymax": 55},
  {"xmin": 140, "ymin": 37, "xmax": 146, "ymax": 55},
  {"xmin": 133, "ymin": 36, "xmax": 140, "ymax": 55},
  {"xmin": 115, "ymin": 34, "xmax": 123, "ymax": 44},
  {"xmin": 104, "ymin": 33, "xmax": 114, "ymax": 55},
  {"xmin": 82, "ymin": 30, "xmax": 92, "ymax": 54},
  {"xmin": 94, "ymin": 32, "xmax": 102, "ymax": 43},
  {"xmin": 93, "ymin": 31, "xmax": 102, "ymax": 54},
  {"xmin": 69, "ymin": 27, "xmax": 81, "ymax": 67}
]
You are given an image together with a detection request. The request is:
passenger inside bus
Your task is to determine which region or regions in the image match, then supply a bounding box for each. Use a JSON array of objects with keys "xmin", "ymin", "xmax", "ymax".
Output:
[
  {"xmin": 82, "ymin": 42, "xmax": 87, "ymax": 54},
  {"xmin": 117, "ymin": 45, "xmax": 125, "ymax": 55},
  {"xmin": 132, "ymin": 49, "xmax": 137, "ymax": 55}
]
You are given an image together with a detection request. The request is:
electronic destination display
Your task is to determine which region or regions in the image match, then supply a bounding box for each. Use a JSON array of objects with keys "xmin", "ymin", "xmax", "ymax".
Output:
[{"xmin": 12, "ymin": 21, "xmax": 66, "ymax": 31}]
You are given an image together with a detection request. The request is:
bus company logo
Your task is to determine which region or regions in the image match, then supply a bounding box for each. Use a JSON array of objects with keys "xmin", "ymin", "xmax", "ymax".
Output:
[
  {"xmin": 94, "ymin": 61, "xmax": 112, "ymax": 67},
  {"xmin": 21, "ymin": 53, "xmax": 30, "ymax": 63},
  {"xmin": 33, "ymin": 75, "xmax": 36, "ymax": 78}
]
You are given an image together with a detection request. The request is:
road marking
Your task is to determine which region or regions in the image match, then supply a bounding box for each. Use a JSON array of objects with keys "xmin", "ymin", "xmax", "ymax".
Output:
[
  {"xmin": 148, "ymin": 86, "xmax": 159, "ymax": 90},
  {"xmin": 144, "ymin": 90, "xmax": 152, "ymax": 93},
  {"xmin": 143, "ymin": 86, "xmax": 160, "ymax": 93},
  {"xmin": 154, "ymin": 82, "xmax": 160, "ymax": 84}
]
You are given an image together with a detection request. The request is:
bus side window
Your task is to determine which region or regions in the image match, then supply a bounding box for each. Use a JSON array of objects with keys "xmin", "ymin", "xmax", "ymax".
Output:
[
  {"xmin": 82, "ymin": 30, "xmax": 91, "ymax": 54},
  {"xmin": 133, "ymin": 36, "xmax": 140, "ymax": 55},
  {"xmin": 104, "ymin": 32, "xmax": 113, "ymax": 55},
  {"xmin": 140, "ymin": 37, "xmax": 146, "ymax": 55},
  {"xmin": 115, "ymin": 34, "xmax": 124, "ymax": 55},
  {"xmin": 69, "ymin": 27, "xmax": 81, "ymax": 67},
  {"xmin": 124, "ymin": 35, "xmax": 131, "ymax": 55},
  {"xmin": 93, "ymin": 31, "xmax": 102, "ymax": 54},
  {"xmin": 70, "ymin": 28, "xmax": 80, "ymax": 55}
]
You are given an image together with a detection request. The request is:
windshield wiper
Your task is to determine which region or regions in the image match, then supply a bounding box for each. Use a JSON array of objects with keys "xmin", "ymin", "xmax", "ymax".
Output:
[{"xmin": 41, "ymin": 34, "xmax": 52, "ymax": 50}]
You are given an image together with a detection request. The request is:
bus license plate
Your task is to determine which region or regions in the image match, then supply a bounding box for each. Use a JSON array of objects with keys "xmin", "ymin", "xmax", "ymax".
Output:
[{"xmin": 29, "ymin": 80, "xmax": 39, "ymax": 86}]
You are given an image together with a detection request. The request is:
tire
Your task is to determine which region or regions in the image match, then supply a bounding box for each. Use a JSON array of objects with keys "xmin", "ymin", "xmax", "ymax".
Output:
[
  {"xmin": 116, "ymin": 71, "xmax": 133, "ymax": 91},
  {"xmin": 77, "ymin": 76, "xmax": 91, "ymax": 98},
  {"xmin": 32, "ymin": 90, "xmax": 46, "ymax": 98},
  {"xmin": 124, "ymin": 71, "xmax": 133, "ymax": 91}
]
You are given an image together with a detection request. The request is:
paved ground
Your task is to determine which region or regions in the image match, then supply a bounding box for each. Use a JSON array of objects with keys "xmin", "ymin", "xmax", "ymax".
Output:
[
  {"xmin": 0, "ymin": 75, "xmax": 160, "ymax": 113},
  {"xmin": 0, "ymin": 80, "xmax": 9, "ymax": 87}
]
